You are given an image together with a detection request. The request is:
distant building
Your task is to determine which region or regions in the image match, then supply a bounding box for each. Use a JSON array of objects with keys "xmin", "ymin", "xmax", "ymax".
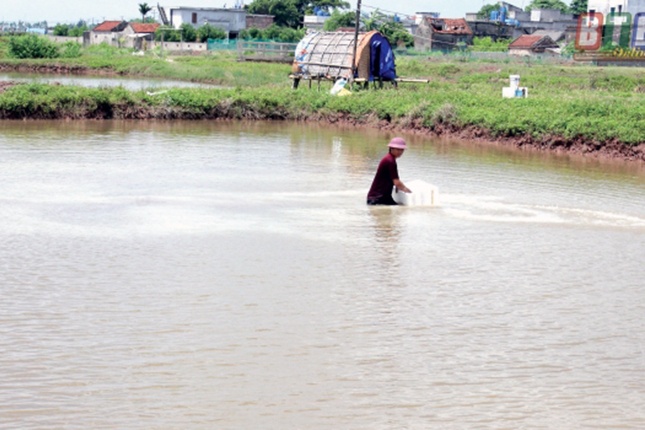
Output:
[
  {"xmin": 303, "ymin": 14, "xmax": 329, "ymax": 31},
  {"xmin": 530, "ymin": 29, "xmax": 566, "ymax": 43},
  {"xmin": 246, "ymin": 14, "xmax": 274, "ymax": 30},
  {"xmin": 162, "ymin": 7, "xmax": 246, "ymax": 39},
  {"xmin": 466, "ymin": 2, "xmax": 577, "ymax": 44},
  {"xmin": 88, "ymin": 21, "xmax": 128, "ymax": 46},
  {"xmin": 508, "ymin": 34, "xmax": 559, "ymax": 56},
  {"xmin": 122, "ymin": 22, "xmax": 160, "ymax": 49},
  {"xmin": 26, "ymin": 28, "xmax": 47, "ymax": 35},
  {"xmin": 587, "ymin": 0, "xmax": 625, "ymax": 15},
  {"xmin": 414, "ymin": 17, "xmax": 473, "ymax": 51},
  {"xmin": 467, "ymin": 21, "xmax": 516, "ymax": 41}
]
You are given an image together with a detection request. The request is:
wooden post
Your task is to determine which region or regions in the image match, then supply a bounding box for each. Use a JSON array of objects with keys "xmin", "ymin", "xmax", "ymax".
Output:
[{"xmin": 349, "ymin": 0, "xmax": 362, "ymax": 86}]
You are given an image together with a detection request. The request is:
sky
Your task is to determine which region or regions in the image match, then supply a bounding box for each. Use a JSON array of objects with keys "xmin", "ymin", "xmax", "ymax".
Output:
[{"xmin": 0, "ymin": 0, "xmax": 492, "ymax": 24}]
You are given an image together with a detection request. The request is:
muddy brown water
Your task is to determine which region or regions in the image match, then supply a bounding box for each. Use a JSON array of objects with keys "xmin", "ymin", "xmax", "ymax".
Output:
[{"xmin": 1, "ymin": 120, "xmax": 644, "ymax": 429}]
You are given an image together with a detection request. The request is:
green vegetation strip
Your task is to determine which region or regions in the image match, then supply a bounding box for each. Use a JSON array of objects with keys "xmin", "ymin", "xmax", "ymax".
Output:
[{"xmin": 2, "ymin": 79, "xmax": 644, "ymax": 145}]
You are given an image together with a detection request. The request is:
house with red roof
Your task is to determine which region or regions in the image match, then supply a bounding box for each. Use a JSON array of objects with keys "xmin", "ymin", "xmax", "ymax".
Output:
[
  {"xmin": 87, "ymin": 20, "xmax": 161, "ymax": 49},
  {"xmin": 508, "ymin": 34, "xmax": 559, "ymax": 56},
  {"xmin": 122, "ymin": 22, "xmax": 161, "ymax": 49},
  {"xmin": 89, "ymin": 20, "xmax": 128, "ymax": 46},
  {"xmin": 126, "ymin": 23, "xmax": 161, "ymax": 34},
  {"xmin": 414, "ymin": 17, "xmax": 473, "ymax": 51}
]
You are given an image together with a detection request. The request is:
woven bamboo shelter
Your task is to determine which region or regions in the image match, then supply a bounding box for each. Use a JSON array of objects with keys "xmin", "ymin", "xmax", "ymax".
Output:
[{"xmin": 292, "ymin": 30, "xmax": 397, "ymax": 83}]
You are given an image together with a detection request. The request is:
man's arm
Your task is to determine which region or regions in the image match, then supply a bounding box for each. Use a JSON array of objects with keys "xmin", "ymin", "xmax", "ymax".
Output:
[{"xmin": 393, "ymin": 179, "xmax": 411, "ymax": 193}]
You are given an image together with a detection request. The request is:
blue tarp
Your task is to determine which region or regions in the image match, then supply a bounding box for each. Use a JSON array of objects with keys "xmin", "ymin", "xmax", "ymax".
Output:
[{"xmin": 367, "ymin": 33, "xmax": 397, "ymax": 81}]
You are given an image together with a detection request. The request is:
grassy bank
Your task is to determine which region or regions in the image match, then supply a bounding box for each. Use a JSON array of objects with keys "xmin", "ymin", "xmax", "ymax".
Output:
[{"xmin": 1, "ymin": 37, "xmax": 644, "ymax": 158}]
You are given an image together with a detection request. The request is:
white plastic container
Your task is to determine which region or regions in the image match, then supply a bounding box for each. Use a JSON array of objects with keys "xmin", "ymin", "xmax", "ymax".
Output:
[
  {"xmin": 509, "ymin": 74, "xmax": 520, "ymax": 90},
  {"xmin": 330, "ymin": 78, "xmax": 347, "ymax": 95},
  {"xmin": 502, "ymin": 86, "xmax": 529, "ymax": 98},
  {"xmin": 392, "ymin": 179, "xmax": 439, "ymax": 206}
]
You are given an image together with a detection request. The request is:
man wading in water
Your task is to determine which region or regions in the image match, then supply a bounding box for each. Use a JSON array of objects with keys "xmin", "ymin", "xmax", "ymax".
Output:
[{"xmin": 366, "ymin": 137, "xmax": 411, "ymax": 205}]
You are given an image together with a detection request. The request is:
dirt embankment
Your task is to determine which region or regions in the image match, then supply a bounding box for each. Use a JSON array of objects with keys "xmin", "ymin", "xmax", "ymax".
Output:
[
  {"xmin": 409, "ymin": 123, "xmax": 645, "ymax": 163},
  {"xmin": 0, "ymin": 81, "xmax": 16, "ymax": 93},
  {"xmin": 315, "ymin": 113, "xmax": 645, "ymax": 163},
  {"xmin": 0, "ymin": 63, "xmax": 99, "ymax": 75}
]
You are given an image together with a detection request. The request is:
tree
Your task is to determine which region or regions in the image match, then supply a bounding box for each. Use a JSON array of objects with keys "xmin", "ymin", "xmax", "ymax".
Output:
[
  {"xmin": 180, "ymin": 23, "xmax": 197, "ymax": 42},
  {"xmin": 138, "ymin": 3, "xmax": 153, "ymax": 22},
  {"xmin": 246, "ymin": 0, "xmax": 350, "ymax": 28},
  {"xmin": 362, "ymin": 10, "xmax": 386, "ymax": 31},
  {"xmin": 471, "ymin": 36, "xmax": 511, "ymax": 52},
  {"xmin": 240, "ymin": 27, "xmax": 264, "ymax": 39},
  {"xmin": 378, "ymin": 19, "xmax": 413, "ymax": 48},
  {"xmin": 477, "ymin": 3, "xmax": 500, "ymax": 20},
  {"xmin": 246, "ymin": 0, "xmax": 301, "ymax": 27},
  {"xmin": 239, "ymin": 25, "xmax": 305, "ymax": 42},
  {"xmin": 569, "ymin": 0, "xmax": 588, "ymax": 15},
  {"xmin": 196, "ymin": 24, "xmax": 227, "ymax": 42},
  {"xmin": 53, "ymin": 24, "xmax": 70, "ymax": 36},
  {"xmin": 340, "ymin": 9, "xmax": 413, "ymax": 48},
  {"xmin": 69, "ymin": 23, "xmax": 89, "ymax": 37},
  {"xmin": 295, "ymin": 0, "xmax": 350, "ymax": 16},
  {"xmin": 322, "ymin": 10, "xmax": 355, "ymax": 31},
  {"xmin": 525, "ymin": 0, "xmax": 570, "ymax": 13},
  {"xmin": 155, "ymin": 25, "xmax": 181, "ymax": 41}
]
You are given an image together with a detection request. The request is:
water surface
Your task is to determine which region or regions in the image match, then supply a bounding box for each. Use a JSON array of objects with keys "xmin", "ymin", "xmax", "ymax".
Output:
[
  {"xmin": 1, "ymin": 120, "xmax": 644, "ymax": 429},
  {"xmin": 0, "ymin": 72, "xmax": 211, "ymax": 90}
]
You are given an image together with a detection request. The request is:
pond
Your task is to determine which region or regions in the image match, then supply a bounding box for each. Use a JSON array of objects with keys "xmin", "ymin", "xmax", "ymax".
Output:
[
  {"xmin": 1, "ymin": 120, "xmax": 644, "ymax": 429},
  {"xmin": 0, "ymin": 72, "xmax": 212, "ymax": 90}
]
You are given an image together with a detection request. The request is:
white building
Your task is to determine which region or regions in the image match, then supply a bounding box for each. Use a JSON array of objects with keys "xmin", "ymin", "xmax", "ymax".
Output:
[
  {"xmin": 303, "ymin": 15, "xmax": 329, "ymax": 31},
  {"xmin": 166, "ymin": 7, "xmax": 246, "ymax": 37},
  {"xmin": 587, "ymin": 0, "xmax": 645, "ymax": 16}
]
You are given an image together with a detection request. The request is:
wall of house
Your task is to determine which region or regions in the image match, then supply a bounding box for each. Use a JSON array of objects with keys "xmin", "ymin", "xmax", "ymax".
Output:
[
  {"xmin": 246, "ymin": 14, "xmax": 274, "ymax": 29},
  {"xmin": 531, "ymin": 9, "xmax": 574, "ymax": 22},
  {"xmin": 509, "ymin": 10, "xmax": 531, "ymax": 21},
  {"xmin": 588, "ymin": 0, "xmax": 627, "ymax": 15},
  {"xmin": 303, "ymin": 15, "xmax": 328, "ymax": 31},
  {"xmin": 523, "ymin": 20, "xmax": 577, "ymax": 32},
  {"xmin": 169, "ymin": 9, "xmax": 246, "ymax": 33},
  {"xmin": 432, "ymin": 33, "xmax": 473, "ymax": 50},
  {"xmin": 469, "ymin": 21, "xmax": 515, "ymax": 40},
  {"xmin": 45, "ymin": 35, "xmax": 82, "ymax": 44},
  {"xmin": 414, "ymin": 20, "xmax": 474, "ymax": 51},
  {"xmin": 89, "ymin": 32, "xmax": 119, "ymax": 46},
  {"xmin": 151, "ymin": 41, "xmax": 208, "ymax": 52},
  {"xmin": 509, "ymin": 48, "xmax": 533, "ymax": 56},
  {"xmin": 413, "ymin": 24, "xmax": 433, "ymax": 50}
]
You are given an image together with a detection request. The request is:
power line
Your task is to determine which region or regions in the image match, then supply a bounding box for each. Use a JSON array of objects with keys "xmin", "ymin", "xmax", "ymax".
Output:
[{"xmin": 362, "ymin": 3, "xmax": 418, "ymax": 19}]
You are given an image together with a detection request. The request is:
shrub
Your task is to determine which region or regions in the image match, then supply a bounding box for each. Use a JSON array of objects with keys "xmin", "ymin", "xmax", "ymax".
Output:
[
  {"xmin": 431, "ymin": 103, "xmax": 458, "ymax": 126},
  {"xmin": 240, "ymin": 25, "xmax": 305, "ymax": 43},
  {"xmin": 8, "ymin": 34, "xmax": 59, "ymax": 59},
  {"xmin": 197, "ymin": 24, "xmax": 227, "ymax": 42},
  {"xmin": 60, "ymin": 41, "xmax": 82, "ymax": 58},
  {"xmin": 470, "ymin": 37, "xmax": 511, "ymax": 52}
]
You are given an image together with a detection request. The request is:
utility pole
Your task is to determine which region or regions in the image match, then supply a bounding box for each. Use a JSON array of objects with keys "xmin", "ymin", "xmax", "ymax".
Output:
[{"xmin": 350, "ymin": 0, "xmax": 361, "ymax": 85}]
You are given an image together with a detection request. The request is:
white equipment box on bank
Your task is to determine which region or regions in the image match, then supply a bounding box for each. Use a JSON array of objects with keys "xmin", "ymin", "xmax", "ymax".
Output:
[{"xmin": 393, "ymin": 180, "xmax": 439, "ymax": 206}]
